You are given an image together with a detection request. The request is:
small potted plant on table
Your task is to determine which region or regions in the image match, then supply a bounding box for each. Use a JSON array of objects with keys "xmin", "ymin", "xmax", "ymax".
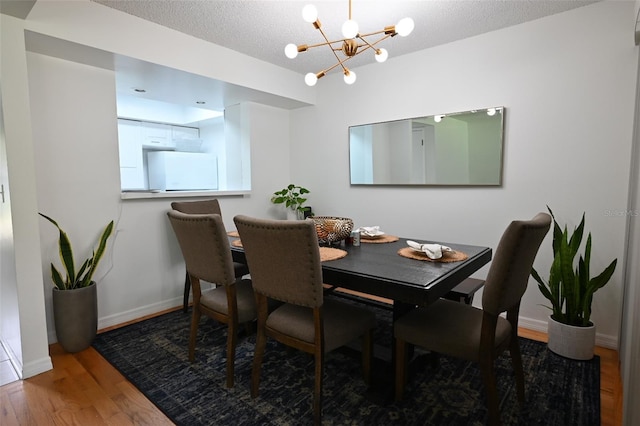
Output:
[{"xmin": 271, "ymin": 184, "xmax": 311, "ymax": 219}]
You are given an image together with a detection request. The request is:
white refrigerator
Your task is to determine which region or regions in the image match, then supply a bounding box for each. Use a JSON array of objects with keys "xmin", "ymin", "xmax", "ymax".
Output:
[{"xmin": 147, "ymin": 151, "xmax": 218, "ymax": 190}]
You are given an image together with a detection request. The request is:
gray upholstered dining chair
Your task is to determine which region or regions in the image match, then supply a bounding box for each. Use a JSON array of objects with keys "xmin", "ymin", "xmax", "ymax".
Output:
[
  {"xmin": 394, "ymin": 212, "xmax": 551, "ymax": 426},
  {"xmin": 171, "ymin": 199, "xmax": 249, "ymax": 312},
  {"xmin": 233, "ymin": 215, "xmax": 377, "ymax": 426},
  {"xmin": 167, "ymin": 210, "xmax": 256, "ymax": 388}
]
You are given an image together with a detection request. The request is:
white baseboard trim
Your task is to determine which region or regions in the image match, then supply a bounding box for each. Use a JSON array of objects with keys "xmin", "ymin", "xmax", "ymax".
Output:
[
  {"xmin": 97, "ymin": 297, "xmax": 183, "ymax": 331},
  {"xmin": 22, "ymin": 356, "xmax": 54, "ymax": 379},
  {"xmin": 0, "ymin": 340, "xmax": 53, "ymax": 380},
  {"xmin": 518, "ymin": 316, "xmax": 548, "ymax": 334},
  {"xmin": 593, "ymin": 333, "xmax": 618, "ymax": 350},
  {"xmin": 518, "ymin": 316, "xmax": 618, "ymax": 350},
  {"xmin": 1, "ymin": 337, "xmax": 53, "ymax": 379}
]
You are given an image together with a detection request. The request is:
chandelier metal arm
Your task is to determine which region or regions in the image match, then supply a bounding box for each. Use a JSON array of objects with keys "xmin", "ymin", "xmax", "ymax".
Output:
[
  {"xmin": 330, "ymin": 44, "xmax": 362, "ymax": 53},
  {"xmin": 321, "ymin": 34, "xmax": 387, "ymax": 75},
  {"xmin": 357, "ymin": 32, "xmax": 394, "ymax": 53},
  {"xmin": 315, "ymin": 24, "xmax": 349, "ymax": 73},
  {"xmin": 305, "ymin": 32, "xmax": 392, "ymax": 56},
  {"xmin": 318, "ymin": 27, "xmax": 347, "ymax": 74},
  {"xmin": 358, "ymin": 27, "xmax": 398, "ymax": 38},
  {"xmin": 302, "ymin": 37, "xmax": 356, "ymax": 50},
  {"xmin": 320, "ymin": 56, "xmax": 350, "ymax": 76},
  {"xmin": 307, "ymin": 32, "xmax": 396, "ymax": 79}
]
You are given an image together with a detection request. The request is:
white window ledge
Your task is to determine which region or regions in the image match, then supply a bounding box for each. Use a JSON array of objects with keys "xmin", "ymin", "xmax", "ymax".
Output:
[{"xmin": 121, "ymin": 190, "xmax": 250, "ymax": 200}]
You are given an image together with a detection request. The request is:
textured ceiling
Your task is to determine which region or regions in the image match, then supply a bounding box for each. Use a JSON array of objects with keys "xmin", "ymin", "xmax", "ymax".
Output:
[{"xmin": 93, "ymin": 0, "xmax": 599, "ymax": 76}]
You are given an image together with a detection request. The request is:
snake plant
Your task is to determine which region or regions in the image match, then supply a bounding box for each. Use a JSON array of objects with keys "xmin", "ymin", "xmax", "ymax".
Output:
[
  {"xmin": 40, "ymin": 213, "xmax": 114, "ymax": 290},
  {"xmin": 531, "ymin": 207, "xmax": 617, "ymax": 327}
]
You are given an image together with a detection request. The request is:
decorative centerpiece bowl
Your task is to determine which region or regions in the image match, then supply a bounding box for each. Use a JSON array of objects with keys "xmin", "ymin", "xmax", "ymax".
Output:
[{"xmin": 308, "ymin": 216, "xmax": 354, "ymax": 245}]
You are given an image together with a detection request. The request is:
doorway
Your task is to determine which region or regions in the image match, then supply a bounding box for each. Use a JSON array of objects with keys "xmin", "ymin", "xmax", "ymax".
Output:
[{"xmin": 0, "ymin": 88, "xmax": 22, "ymax": 385}]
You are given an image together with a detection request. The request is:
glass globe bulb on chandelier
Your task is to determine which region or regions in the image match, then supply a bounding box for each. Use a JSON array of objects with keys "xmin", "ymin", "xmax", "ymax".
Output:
[{"xmin": 285, "ymin": 0, "xmax": 414, "ymax": 86}]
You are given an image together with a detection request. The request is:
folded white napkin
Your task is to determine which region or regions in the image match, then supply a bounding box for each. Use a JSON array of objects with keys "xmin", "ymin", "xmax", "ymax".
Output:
[
  {"xmin": 407, "ymin": 240, "xmax": 454, "ymax": 260},
  {"xmin": 358, "ymin": 226, "xmax": 384, "ymax": 237}
]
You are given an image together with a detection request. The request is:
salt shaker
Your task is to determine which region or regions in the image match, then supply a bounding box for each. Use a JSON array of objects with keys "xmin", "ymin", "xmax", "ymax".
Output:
[{"xmin": 351, "ymin": 230, "xmax": 361, "ymax": 246}]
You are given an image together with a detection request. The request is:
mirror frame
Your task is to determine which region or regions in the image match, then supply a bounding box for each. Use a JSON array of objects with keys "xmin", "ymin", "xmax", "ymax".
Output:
[{"xmin": 349, "ymin": 107, "xmax": 505, "ymax": 187}]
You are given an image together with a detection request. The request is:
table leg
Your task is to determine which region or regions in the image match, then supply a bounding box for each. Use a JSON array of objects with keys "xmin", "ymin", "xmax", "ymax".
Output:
[
  {"xmin": 392, "ymin": 300, "xmax": 415, "ymax": 321},
  {"xmin": 392, "ymin": 300, "xmax": 416, "ymax": 360}
]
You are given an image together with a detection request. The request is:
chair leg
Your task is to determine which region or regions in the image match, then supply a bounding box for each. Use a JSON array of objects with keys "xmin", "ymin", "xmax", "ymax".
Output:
[
  {"xmin": 395, "ymin": 337, "xmax": 408, "ymax": 401},
  {"xmin": 362, "ymin": 329, "xmax": 373, "ymax": 386},
  {"xmin": 507, "ymin": 307, "xmax": 525, "ymax": 403},
  {"xmin": 479, "ymin": 354, "xmax": 500, "ymax": 426},
  {"xmin": 242, "ymin": 320, "xmax": 256, "ymax": 337},
  {"xmin": 226, "ymin": 321, "xmax": 237, "ymax": 388},
  {"xmin": 510, "ymin": 338, "xmax": 525, "ymax": 403},
  {"xmin": 251, "ymin": 322, "xmax": 267, "ymax": 398},
  {"xmin": 313, "ymin": 350, "xmax": 324, "ymax": 426},
  {"xmin": 183, "ymin": 271, "xmax": 190, "ymax": 313},
  {"xmin": 188, "ymin": 306, "xmax": 200, "ymax": 362}
]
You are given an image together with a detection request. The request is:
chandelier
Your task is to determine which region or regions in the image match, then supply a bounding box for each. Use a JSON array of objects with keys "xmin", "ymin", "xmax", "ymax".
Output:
[{"xmin": 285, "ymin": 1, "xmax": 414, "ymax": 86}]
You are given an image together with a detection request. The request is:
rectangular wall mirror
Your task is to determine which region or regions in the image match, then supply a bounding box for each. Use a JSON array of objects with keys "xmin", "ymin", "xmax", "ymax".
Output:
[{"xmin": 349, "ymin": 107, "xmax": 505, "ymax": 186}]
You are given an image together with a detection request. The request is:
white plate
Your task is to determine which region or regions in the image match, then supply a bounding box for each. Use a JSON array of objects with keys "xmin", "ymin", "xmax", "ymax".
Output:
[
  {"xmin": 358, "ymin": 226, "xmax": 385, "ymax": 239},
  {"xmin": 361, "ymin": 231, "xmax": 385, "ymax": 238}
]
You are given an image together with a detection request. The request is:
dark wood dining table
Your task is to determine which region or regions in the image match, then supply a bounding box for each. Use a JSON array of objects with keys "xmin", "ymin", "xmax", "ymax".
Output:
[
  {"xmin": 229, "ymin": 233, "xmax": 492, "ymax": 399},
  {"xmin": 229, "ymin": 235, "xmax": 492, "ymax": 319}
]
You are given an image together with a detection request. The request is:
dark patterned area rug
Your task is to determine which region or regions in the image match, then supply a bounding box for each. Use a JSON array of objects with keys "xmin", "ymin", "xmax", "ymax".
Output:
[{"xmin": 93, "ymin": 298, "xmax": 600, "ymax": 426}]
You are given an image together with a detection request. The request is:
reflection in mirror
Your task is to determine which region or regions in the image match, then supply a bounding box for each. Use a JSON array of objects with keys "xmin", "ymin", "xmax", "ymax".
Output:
[{"xmin": 349, "ymin": 107, "xmax": 504, "ymax": 186}]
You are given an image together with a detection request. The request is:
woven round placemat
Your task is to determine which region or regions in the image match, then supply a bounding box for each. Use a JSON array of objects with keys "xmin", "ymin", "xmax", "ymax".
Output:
[
  {"xmin": 227, "ymin": 230, "xmax": 240, "ymax": 238},
  {"xmin": 360, "ymin": 234, "xmax": 400, "ymax": 244},
  {"xmin": 397, "ymin": 246, "xmax": 468, "ymax": 263},
  {"xmin": 230, "ymin": 240, "xmax": 347, "ymax": 262},
  {"xmin": 319, "ymin": 247, "xmax": 348, "ymax": 261}
]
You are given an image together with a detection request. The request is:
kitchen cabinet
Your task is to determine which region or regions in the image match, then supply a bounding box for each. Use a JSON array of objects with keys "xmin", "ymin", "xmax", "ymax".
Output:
[
  {"xmin": 172, "ymin": 125, "xmax": 199, "ymax": 140},
  {"xmin": 117, "ymin": 119, "xmax": 145, "ymax": 190},
  {"xmin": 140, "ymin": 123, "xmax": 199, "ymax": 149},
  {"xmin": 172, "ymin": 125, "xmax": 201, "ymax": 151},
  {"xmin": 141, "ymin": 122, "xmax": 174, "ymax": 149}
]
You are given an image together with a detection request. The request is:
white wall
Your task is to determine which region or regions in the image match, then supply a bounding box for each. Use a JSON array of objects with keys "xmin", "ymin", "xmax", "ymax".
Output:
[
  {"xmin": 621, "ymin": 3, "xmax": 640, "ymax": 425},
  {"xmin": 28, "ymin": 52, "xmax": 124, "ymax": 335},
  {"xmin": 290, "ymin": 1, "xmax": 638, "ymax": 348},
  {"xmin": 0, "ymin": 14, "xmax": 52, "ymax": 378},
  {"xmin": 199, "ymin": 117, "xmax": 227, "ymax": 189}
]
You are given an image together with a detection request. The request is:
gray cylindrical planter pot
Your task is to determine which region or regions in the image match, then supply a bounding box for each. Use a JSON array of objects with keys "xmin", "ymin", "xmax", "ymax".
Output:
[
  {"xmin": 53, "ymin": 282, "xmax": 98, "ymax": 353},
  {"xmin": 547, "ymin": 315, "xmax": 596, "ymax": 360}
]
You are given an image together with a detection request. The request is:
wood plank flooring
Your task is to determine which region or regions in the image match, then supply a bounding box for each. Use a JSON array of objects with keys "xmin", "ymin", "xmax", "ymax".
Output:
[{"xmin": 0, "ymin": 306, "xmax": 622, "ymax": 426}]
